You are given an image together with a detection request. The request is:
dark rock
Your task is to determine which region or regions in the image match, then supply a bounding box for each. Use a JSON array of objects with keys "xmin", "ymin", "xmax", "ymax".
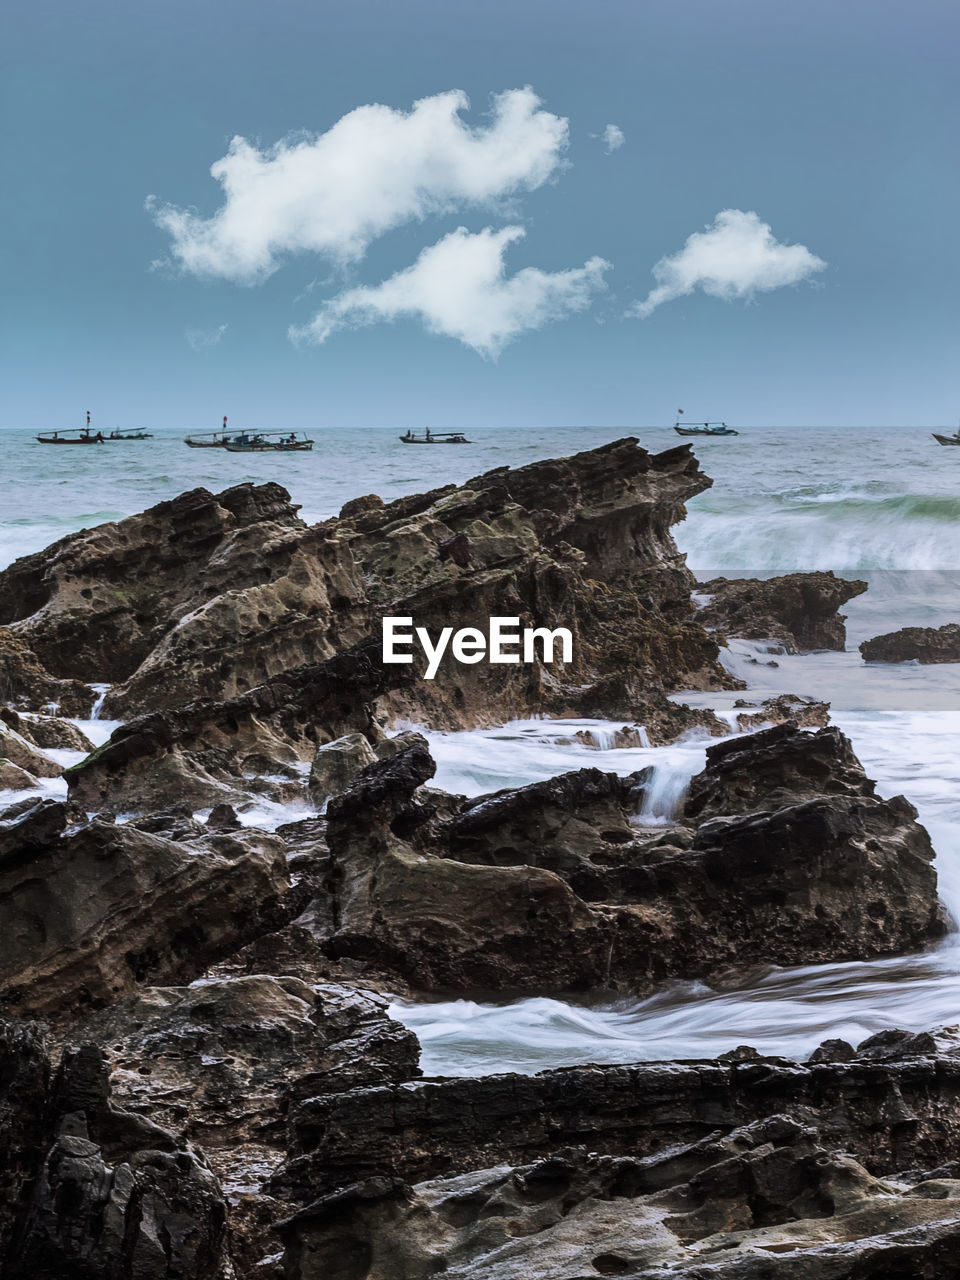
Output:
[
  {"xmin": 0, "ymin": 443, "xmax": 736, "ymax": 742},
  {"xmin": 684, "ymin": 723, "xmax": 874, "ymax": 820},
  {"xmin": 75, "ymin": 976, "xmax": 420, "ymax": 1197},
  {"xmin": 3, "ymin": 1036, "xmax": 229, "ymax": 1280},
  {"xmin": 733, "ymin": 692, "xmax": 830, "ymax": 732},
  {"xmin": 273, "ymin": 1034, "xmax": 960, "ymax": 1203},
  {"xmin": 861, "ymin": 622, "xmax": 960, "ymax": 664},
  {"xmin": 319, "ymin": 735, "xmax": 945, "ymax": 993},
  {"xmin": 698, "ymin": 571, "xmax": 868, "ymax": 652}
]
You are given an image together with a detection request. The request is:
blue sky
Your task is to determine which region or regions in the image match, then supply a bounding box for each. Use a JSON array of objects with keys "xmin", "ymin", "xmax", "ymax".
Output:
[{"xmin": 3, "ymin": 0, "xmax": 957, "ymax": 430}]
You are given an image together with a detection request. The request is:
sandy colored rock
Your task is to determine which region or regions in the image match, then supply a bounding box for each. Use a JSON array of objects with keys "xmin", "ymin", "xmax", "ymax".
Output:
[
  {"xmin": 0, "ymin": 799, "xmax": 289, "ymax": 1017},
  {"xmin": 308, "ymin": 732, "xmax": 377, "ymax": 805}
]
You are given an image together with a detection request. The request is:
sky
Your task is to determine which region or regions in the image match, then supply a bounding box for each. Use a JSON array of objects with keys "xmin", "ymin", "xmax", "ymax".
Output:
[{"xmin": 2, "ymin": 0, "xmax": 958, "ymax": 430}]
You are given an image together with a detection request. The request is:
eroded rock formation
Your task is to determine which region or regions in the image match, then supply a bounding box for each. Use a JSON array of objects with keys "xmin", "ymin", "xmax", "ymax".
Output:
[
  {"xmin": 317, "ymin": 728, "xmax": 945, "ymax": 992},
  {"xmin": 697, "ymin": 571, "xmax": 867, "ymax": 652},
  {"xmin": 0, "ymin": 441, "xmax": 733, "ymax": 743},
  {"xmin": 861, "ymin": 621, "xmax": 960, "ymax": 664}
]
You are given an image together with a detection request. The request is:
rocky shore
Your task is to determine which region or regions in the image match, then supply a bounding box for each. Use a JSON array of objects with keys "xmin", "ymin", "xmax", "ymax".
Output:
[{"xmin": 0, "ymin": 439, "xmax": 954, "ymax": 1278}]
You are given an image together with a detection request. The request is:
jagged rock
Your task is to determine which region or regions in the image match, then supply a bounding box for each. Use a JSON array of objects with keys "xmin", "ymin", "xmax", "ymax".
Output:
[
  {"xmin": 2, "ymin": 1036, "xmax": 229, "ymax": 1280},
  {"xmin": 275, "ymin": 1116, "xmax": 960, "ymax": 1279},
  {"xmin": 0, "ymin": 443, "xmax": 735, "ymax": 740},
  {"xmin": 319, "ymin": 735, "xmax": 945, "ymax": 993},
  {"xmin": 733, "ymin": 692, "xmax": 830, "ymax": 732},
  {"xmin": 0, "ymin": 627, "xmax": 94, "ymax": 717},
  {"xmin": 75, "ymin": 977, "xmax": 420, "ymax": 1195},
  {"xmin": 61, "ymin": 645, "xmax": 392, "ymax": 815},
  {"xmin": 684, "ymin": 723, "xmax": 874, "ymax": 820},
  {"xmin": 308, "ymin": 732, "xmax": 377, "ymax": 806},
  {"xmin": 0, "ymin": 707, "xmax": 95, "ymax": 752},
  {"xmin": 0, "ymin": 799, "xmax": 289, "ymax": 1017},
  {"xmin": 273, "ymin": 1033, "xmax": 960, "ymax": 1203},
  {"xmin": 697, "ymin": 571, "xmax": 868, "ymax": 652},
  {"xmin": 861, "ymin": 622, "xmax": 960, "ymax": 664}
]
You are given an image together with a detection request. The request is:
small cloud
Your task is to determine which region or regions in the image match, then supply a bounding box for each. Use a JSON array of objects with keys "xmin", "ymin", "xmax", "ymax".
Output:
[
  {"xmin": 290, "ymin": 226, "xmax": 610, "ymax": 359},
  {"xmin": 629, "ymin": 209, "xmax": 826, "ymax": 318},
  {"xmin": 148, "ymin": 88, "xmax": 569, "ymax": 285},
  {"xmin": 186, "ymin": 323, "xmax": 228, "ymax": 349},
  {"xmin": 601, "ymin": 124, "xmax": 625, "ymax": 153}
]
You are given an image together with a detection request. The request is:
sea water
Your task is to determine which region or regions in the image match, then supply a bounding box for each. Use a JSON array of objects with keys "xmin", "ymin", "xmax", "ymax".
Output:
[{"xmin": 4, "ymin": 423, "xmax": 960, "ymax": 1073}]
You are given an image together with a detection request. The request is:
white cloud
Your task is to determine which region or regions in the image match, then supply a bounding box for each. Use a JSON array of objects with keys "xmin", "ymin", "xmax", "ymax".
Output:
[
  {"xmin": 290, "ymin": 226, "xmax": 610, "ymax": 359},
  {"xmin": 602, "ymin": 124, "xmax": 625, "ymax": 152},
  {"xmin": 148, "ymin": 88, "xmax": 568, "ymax": 284},
  {"xmin": 185, "ymin": 323, "xmax": 228, "ymax": 349},
  {"xmin": 630, "ymin": 209, "xmax": 826, "ymax": 318}
]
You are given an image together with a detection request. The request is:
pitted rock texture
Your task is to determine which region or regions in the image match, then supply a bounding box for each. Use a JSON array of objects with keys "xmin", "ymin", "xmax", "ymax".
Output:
[
  {"xmin": 697, "ymin": 572, "xmax": 868, "ymax": 652},
  {"xmin": 0, "ymin": 442, "xmax": 732, "ymax": 740},
  {"xmin": 317, "ymin": 729, "xmax": 945, "ymax": 993},
  {"xmin": 860, "ymin": 622, "xmax": 960, "ymax": 664}
]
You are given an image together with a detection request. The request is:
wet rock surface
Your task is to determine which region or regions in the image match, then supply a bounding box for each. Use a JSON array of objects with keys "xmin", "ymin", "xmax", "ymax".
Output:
[
  {"xmin": 860, "ymin": 621, "xmax": 960, "ymax": 664},
  {"xmin": 0, "ymin": 441, "xmax": 733, "ymax": 743},
  {"xmin": 317, "ymin": 728, "xmax": 945, "ymax": 992},
  {"xmin": 697, "ymin": 572, "xmax": 867, "ymax": 652},
  {"xmin": 0, "ymin": 446, "xmax": 956, "ymax": 1277}
]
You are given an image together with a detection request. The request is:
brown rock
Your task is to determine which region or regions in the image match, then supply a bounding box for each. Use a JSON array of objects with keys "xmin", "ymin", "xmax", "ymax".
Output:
[
  {"xmin": 861, "ymin": 622, "xmax": 960, "ymax": 664},
  {"xmin": 2, "ymin": 442, "xmax": 735, "ymax": 740},
  {"xmin": 0, "ymin": 800, "xmax": 289, "ymax": 1017},
  {"xmin": 319, "ymin": 734, "xmax": 945, "ymax": 993},
  {"xmin": 0, "ymin": 627, "xmax": 94, "ymax": 717},
  {"xmin": 698, "ymin": 571, "xmax": 868, "ymax": 652}
]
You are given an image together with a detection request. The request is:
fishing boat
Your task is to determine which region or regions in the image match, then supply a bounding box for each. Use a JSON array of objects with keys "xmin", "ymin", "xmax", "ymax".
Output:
[
  {"xmin": 222, "ymin": 431, "xmax": 314, "ymax": 453},
  {"xmin": 184, "ymin": 416, "xmax": 232, "ymax": 448},
  {"xmin": 37, "ymin": 411, "xmax": 105, "ymax": 444},
  {"xmin": 933, "ymin": 423, "xmax": 960, "ymax": 446},
  {"xmin": 36, "ymin": 428, "xmax": 105, "ymax": 445},
  {"xmin": 673, "ymin": 420, "xmax": 739, "ymax": 437},
  {"xmin": 399, "ymin": 429, "xmax": 471, "ymax": 444},
  {"xmin": 108, "ymin": 428, "xmax": 153, "ymax": 440}
]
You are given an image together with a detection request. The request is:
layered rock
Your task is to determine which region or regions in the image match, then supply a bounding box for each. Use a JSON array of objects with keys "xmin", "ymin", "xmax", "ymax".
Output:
[
  {"xmin": 276, "ymin": 1116, "xmax": 960, "ymax": 1280},
  {"xmin": 860, "ymin": 622, "xmax": 960, "ymax": 664},
  {"xmin": 0, "ymin": 798, "xmax": 289, "ymax": 1017},
  {"xmin": 697, "ymin": 571, "xmax": 868, "ymax": 651},
  {"xmin": 0, "ymin": 441, "xmax": 733, "ymax": 742},
  {"xmin": 274, "ymin": 1029, "xmax": 960, "ymax": 1202},
  {"xmin": 317, "ymin": 729, "xmax": 945, "ymax": 993}
]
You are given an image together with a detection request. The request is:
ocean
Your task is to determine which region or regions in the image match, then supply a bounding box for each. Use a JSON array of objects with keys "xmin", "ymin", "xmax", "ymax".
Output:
[{"xmin": 5, "ymin": 423, "xmax": 960, "ymax": 1073}]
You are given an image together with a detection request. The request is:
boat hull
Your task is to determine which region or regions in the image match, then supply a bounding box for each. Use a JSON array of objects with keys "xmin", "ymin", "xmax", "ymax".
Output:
[
  {"xmin": 399, "ymin": 437, "xmax": 471, "ymax": 444},
  {"xmin": 223, "ymin": 442, "xmax": 314, "ymax": 452},
  {"xmin": 674, "ymin": 426, "xmax": 739, "ymax": 437},
  {"xmin": 933, "ymin": 433, "xmax": 960, "ymax": 446},
  {"xmin": 36, "ymin": 435, "xmax": 104, "ymax": 444}
]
